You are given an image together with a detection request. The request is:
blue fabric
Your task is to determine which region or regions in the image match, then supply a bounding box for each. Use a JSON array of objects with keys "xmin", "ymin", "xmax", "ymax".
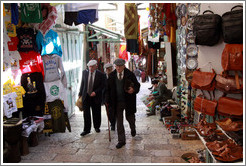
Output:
[
  {"xmin": 11, "ymin": 3, "xmax": 19, "ymax": 25},
  {"xmin": 77, "ymin": 9, "xmax": 98, "ymax": 24},
  {"xmin": 36, "ymin": 30, "xmax": 63, "ymax": 57}
]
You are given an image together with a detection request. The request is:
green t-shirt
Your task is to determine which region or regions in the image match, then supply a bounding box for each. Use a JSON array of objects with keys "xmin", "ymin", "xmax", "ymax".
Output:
[{"xmin": 21, "ymin": 3, "xmax": 43, "ymax": 23}]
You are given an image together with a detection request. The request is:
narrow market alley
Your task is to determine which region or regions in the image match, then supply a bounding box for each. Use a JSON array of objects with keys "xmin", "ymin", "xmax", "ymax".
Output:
[{"xmin": 19, "ymin": 81, "xmax": 204, "ymax": 163}]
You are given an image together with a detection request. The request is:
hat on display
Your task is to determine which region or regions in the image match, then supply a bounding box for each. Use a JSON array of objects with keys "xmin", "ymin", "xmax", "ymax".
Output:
[
  {"xmin": 104, "ymin": 63, "xmax": 113, "ymax": 69},
  {"xmin": 114, "ymin": 58, "xmax": 125, "ymax": 66},
  {"xmin": 87, "ymin": 60, "xmax": 97, "ymax": 67}
]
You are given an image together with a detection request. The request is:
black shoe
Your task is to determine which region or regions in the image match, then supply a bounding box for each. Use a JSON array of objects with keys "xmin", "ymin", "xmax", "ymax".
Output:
[
  {"xmin": 95, "ymin": 128, "xmax": 100, "ymax": 133},
  {"xmin": 116, "ymin": 142, "xmax": 126, "ymax": 149},
  {"xmin": 80, "ymin": 131, "xmax": 90, "ymax": 136},
  {"xmin": 131, "ymin": 130, "xmax": 136, "ymax": 137},
  {"xmin": 111, "ymin": 126, "xmax": 115, "ymax": 131},
  {"xmin": 147, "ymin": 112, "xmax": 155, "ymax": 116}
]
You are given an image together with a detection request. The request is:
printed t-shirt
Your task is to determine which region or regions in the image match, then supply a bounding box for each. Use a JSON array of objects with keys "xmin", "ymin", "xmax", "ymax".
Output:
[
  {"xmin": 3, "ymin": 92, "xmax": 18, "ymax": 118},
  {"xmin": 12, "ymin": 85, "xmax": 26, "ymax": 108}
]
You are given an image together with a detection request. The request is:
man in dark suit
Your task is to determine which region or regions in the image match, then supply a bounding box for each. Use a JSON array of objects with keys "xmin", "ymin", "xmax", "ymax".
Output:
[
  {"xmin": 105, "ymin": 58, "xmax": 140, "ymax": 149},
  {"xmin": 78, "ymin": 60, "xmax": 106, "ymax": 136}
]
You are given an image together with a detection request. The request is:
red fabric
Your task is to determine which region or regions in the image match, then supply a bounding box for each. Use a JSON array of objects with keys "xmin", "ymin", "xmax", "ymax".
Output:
[
  {"xmin": 7, "ymin": 37, "xmax": 19, "ymax": 51},
  {"xmin": 119, "ymin": 44, "xmax": 128, "ymax": 61},
  {"xmin": 19, "ymin": 51, "xmax": 44, "ymax": 78}
]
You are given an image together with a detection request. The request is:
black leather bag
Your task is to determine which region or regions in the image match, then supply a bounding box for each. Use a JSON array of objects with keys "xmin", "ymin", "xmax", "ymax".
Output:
[
  {"xmin": 222, "ymin": 5, "xmax": 243, "ymax": 44},
  {"xmin": 193, "ymin": 10, "xmax": 222, "ymax": 46}
]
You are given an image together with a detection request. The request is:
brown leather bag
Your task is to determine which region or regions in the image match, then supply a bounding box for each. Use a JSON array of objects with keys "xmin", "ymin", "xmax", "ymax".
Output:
[
  {"xmin": 191, "ymin": 68, "xmax": 216, "ymax": 90},
  {"xmin": 215, "ymin": 74, "xmax": 243, "ymax": 93},
  {"xmin": 217, "ymin": 97, "xmax": 243, "ymax": 116},
  {"xmin": 194, "ymin": 95, "xmax": 217, "ymax": 116},
  {"xmin": 221, "ymin": 44, "xmax": 243, "ymax": 71}
]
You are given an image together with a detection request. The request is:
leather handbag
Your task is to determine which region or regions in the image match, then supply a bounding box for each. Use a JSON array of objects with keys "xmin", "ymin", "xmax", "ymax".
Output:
[
  {"xmin": 217, "ymin": 97, "xmax": 243, "ymax": 116},
  {"xmin": 215, "ymin": 74, "xmax": 243, "ymax": 93},
  {"xmin": 221, "ymin": 44, "xmax": 243, "ymax": 71},
  {"xmin": 193, "ymin": 10, "xmax": 222, "ymax": 46},
  {"xmin": 191, "ymin": 68, "xmax": 216, "ymax": 91},
  {"xmin": 75, "ymin": 96, "xmax": 83, "ymax": 111},
  {"xmin": 222, "ymin": 5, "xmax": 243, "ymax": 44},
  {"xmin": 194, "ymin": 95, "xmax": 217, "ymax": 116}
]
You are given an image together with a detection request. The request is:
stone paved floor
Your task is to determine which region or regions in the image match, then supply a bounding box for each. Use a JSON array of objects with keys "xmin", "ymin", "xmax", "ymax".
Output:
[{"xmin": 20, "ymin": 81, "xmax": 204, "ymax": 163}]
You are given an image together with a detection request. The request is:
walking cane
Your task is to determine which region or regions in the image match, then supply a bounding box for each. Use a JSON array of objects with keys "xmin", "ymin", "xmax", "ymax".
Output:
[{"xmin": 105, "ymin": 104, "xmax": 111, "ymax": 142}]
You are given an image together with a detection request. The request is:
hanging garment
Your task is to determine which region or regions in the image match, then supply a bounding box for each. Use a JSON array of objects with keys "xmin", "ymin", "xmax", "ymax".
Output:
[
  {"xmin": 21, "ymin": 3, "xmax": 43, "ymax": 23},
  {"xmin": 126, "ymin": 39, "xmax": 139, "ymax": 54},
  {"xmin": 64, "ymin": 3, "xmax": 99, "ymax": 11},
  {"xmin": 11, "ymin": 85, "xmax": 26, "ymax": 108},
  {"xmin": 43, "ymin": 79, "xmax": 66, "ymax": 103},
  {"xmin": 77, "ymin": 9, "xmax": 98, "ymax": 24},
  {"xmin": 9, "ymin": 51, "xmax": 21, "ymax": 71},
  {"xmin": 11, "ymin": 3, "xmax": 19, "ymax": 25},
  {"xmin": 124, "ymin": 3, "xmax": 138, "ymax": 39},
  {"xmin": 38, "ymin": 6, "xmax": 58, "ymax": 36},
  {"xmin": 5, "ymin": 21, "xmax": 17, "ymax": 37},
  {"xmin": 21, "ymin": 72, "xmax": 46, "ymax": 118},
  {"xmin": 17, "ymin": 27, "xmax": 38, "ymax": 52},
  {"xmin": 8, "ymin": 37, "xmax": 19, "ymax": 51},
  {"xmin": 19, "ymin": 51, "xmax": 44, "ymax": 77},
  {"xmin": 64, "ymin": 12, "xmax": 79, "ymax": 26},
  {"xmin": 3, "ymin": 79, "xmax": 14, "ymax": 95},
  {"xmin": 42, "ymin": 54, "xmax": 67, "ymax": 88},
  {"xmin": 119, "ymin": 44, "xmax": 128, "ymax": 61},
  {"xmin": 3, "ymin": 4, "xmax": 6, "ymax": 16},
  {"xmin": 3, "ymin": 92, "xmax": 18, "ymax": 118},
  {"xmin": 36, "ymin": 30, "xmax": 63, "ymax": 57},
  {"xmin": 47, "ymin": 99, "xmax": 66, "ymax": 133}
]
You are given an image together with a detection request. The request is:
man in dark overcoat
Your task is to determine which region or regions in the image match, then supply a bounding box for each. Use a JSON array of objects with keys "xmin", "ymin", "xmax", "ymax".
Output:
[
  {"xmin": 78, "ymin": 60, "xmax": 106, "ymax": 136},
  {"xmin": 105, "ymin": 58, "xmax": 140, "ymax": 149}
]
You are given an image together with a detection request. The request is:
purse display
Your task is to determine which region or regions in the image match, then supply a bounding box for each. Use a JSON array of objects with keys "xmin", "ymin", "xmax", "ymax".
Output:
[
  {"xmin": 217, "ymin": 97, "xmax": 243, "ymax": 116},
  {"xmin": 191, "ymin": 68, "xmax": 216, "ymax": 91},
  {"xmin": 215, "ymin": 74, "xmax": 243, "ymax": 93},
  {"xmin": 194, "ymin": 95, "xmax": 217, "ymax": 116},
  {"xmin": 222, "ymin": 5, "xmax": 243, "ymax": 44},
  {"xmin": 193, "ymin": 10, "xmax": 222, "ymax": 46},
  {"xmin": 221, "ymin": 44, "xmax": 243, "ymax": 71}
]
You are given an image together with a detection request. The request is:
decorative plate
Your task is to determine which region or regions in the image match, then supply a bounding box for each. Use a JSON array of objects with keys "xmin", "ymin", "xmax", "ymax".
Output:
[
  {"xmin": 186, "ymin": 31, "xmax": 195, "ymax": 44},
  {"xmin": 181, "ymin": 16, "xmax": 187, "ymax": 26},
  {"xmin": 187, "ymin": 18, "xmax": 194, "ymax": 30},
  {"xmin": 186, "ymin": 58, "xmax": 198, "ymax": 70},
  {"xmin": 186, "ymin": 44, "xmax": 198, "ymax": 56},
  {"xmin": 180, "ymin": 4, "xmax": 187, "ymax": 16},
  {"xmin": 187, "ymin": 3, "xmax": 200, "ymax": 16}
]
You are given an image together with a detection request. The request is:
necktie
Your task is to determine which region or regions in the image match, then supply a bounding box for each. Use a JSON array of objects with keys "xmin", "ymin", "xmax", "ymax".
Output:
[
  {"xmin": 88, "ymin": 72, "xmax": 93, "ymax": 94},
  {"xmin": 119, "ymin": 72, "xmax": 122, "ymax": 80}
]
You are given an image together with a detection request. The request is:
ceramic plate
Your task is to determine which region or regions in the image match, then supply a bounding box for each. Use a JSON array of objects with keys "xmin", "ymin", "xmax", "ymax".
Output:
[
  {"xmin": 186, "ymin": 58, "xmax": 198, "ymax": 69},
  {"xmin": 181, "ymin": 16, "xmax": 187, "ymax": 26},
  {"xmin": 187, "ymin": 3, "xmax": 200, "ymax": 16},
  {"xmin": 187, "ymin": 18, "xmax": 194, "ymax": 30},
  {"xmin": 180, "ymin": 4, "xmax": 187, "ymax": 16},
  {"xmin": 186, "ymin": 31, "xmax": 195, "ymax": 44},
  {"xmin": 186, "ymin": 44, "xmax": 198, "ymax": 56}
]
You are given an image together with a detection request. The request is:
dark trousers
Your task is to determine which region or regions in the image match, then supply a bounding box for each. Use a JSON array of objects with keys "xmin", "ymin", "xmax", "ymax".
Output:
[
  {"xmin": 116, "ymin": 102, "xmax": 136, "ymax": 143},
  {"xmin": 83, "ymin": 94, "xmax": 101, "ymax": 132},
  {"xmin": 108, "ymin": 106, "xmax": 116, "ymax": 127}
]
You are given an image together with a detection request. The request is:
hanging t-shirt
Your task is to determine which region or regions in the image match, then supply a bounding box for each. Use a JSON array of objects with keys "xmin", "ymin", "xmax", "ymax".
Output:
[
  {"xmin": 11, "ymin": 3, "xmax": 19, "ymax": 25},
  {"xmin": 17, "ymin": 27, "xmax": 37, "ymax": 52},
  {"xmin": 19, "ymin": 51, "xmax": 44, "ymax": 77},
  {"xmin": 44, "ymin": 79, "xmax": 65, "ymax": 102},
  {"xmin": 3, "ymin": 79, "xmax": 14, "ymax": 95},
  {"xmin": 9, "ymin": 51, "xmax": 22, "ymax": 71},
  {"xmin": 42, "ymin": 54, "xmax": 67, "ymax": 88},
  {"xmin": 36, "ymin": 30, "xmax": 62, "ymax": 57},
  {"xmin": 8, "ymin": 37, "xmax": 19, "ymax": 51},
  {"xmin": 3, "ymin": 92, "xmax": 18, "ymax": 118},
  {"xmin": 12, "ymin": 85, "xmax": 26, "ymax": 108},
  {"xmin": 47, "ymin": 99, "xmax": 66, "ymax": 133},
  {"xmin": 5, "ymin": 21, "xmax": 17, "ymax": 37},
  {"xmin": 20, "ymin": 3, "xmax": 43, "ymax": 23}
]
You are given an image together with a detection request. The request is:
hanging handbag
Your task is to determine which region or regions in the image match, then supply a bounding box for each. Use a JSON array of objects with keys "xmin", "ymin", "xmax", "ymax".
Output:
[
  {"xmin": 217, "ymin": 97, "xmax": 243, "ymax": 117},
  {"xmin": 221, "ymin": 44, "xmax": 243, "ymax": 71},
  {"xmin": 193, "ymin": 10, "xmax": 222, "ymax": 46},
  {"xmin": 222, "ymin": 5, "xmax": 243, "ymax": 44},
  {"xmin": 191, "ymin": 68, "xmax": 216, "ymax": 91},
  {"xmin": 194, "ymin": 95, "xmax": 217, "ymax": 116},
  {"xmin": 215, "ymin": 74, "xmax": 243, "ymax": 93}
]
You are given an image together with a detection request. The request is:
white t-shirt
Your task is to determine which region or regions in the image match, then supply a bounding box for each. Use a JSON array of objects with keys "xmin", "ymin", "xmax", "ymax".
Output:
[{"xmin": 3, "ymin": 92, "xmax": 18, "ymax": 118}]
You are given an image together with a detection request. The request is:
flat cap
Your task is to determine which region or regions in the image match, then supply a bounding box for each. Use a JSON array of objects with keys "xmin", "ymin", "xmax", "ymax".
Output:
[
  {"xmin": 104, "ymin": 63, "xmax": 113, "ymax": 69},
  {"xmin": 87, "ymin": 60, "xmax": 97, "ymax": 67},
  {"xmin": 114, "ymin": 58, "xmax": 125, "ymax": 66}
]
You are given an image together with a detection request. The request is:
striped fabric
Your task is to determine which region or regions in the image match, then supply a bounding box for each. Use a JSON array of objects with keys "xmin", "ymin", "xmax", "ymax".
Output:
[{"xmin": 124, "ymin": 3, "xmax": 138, "ymax": 39}]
